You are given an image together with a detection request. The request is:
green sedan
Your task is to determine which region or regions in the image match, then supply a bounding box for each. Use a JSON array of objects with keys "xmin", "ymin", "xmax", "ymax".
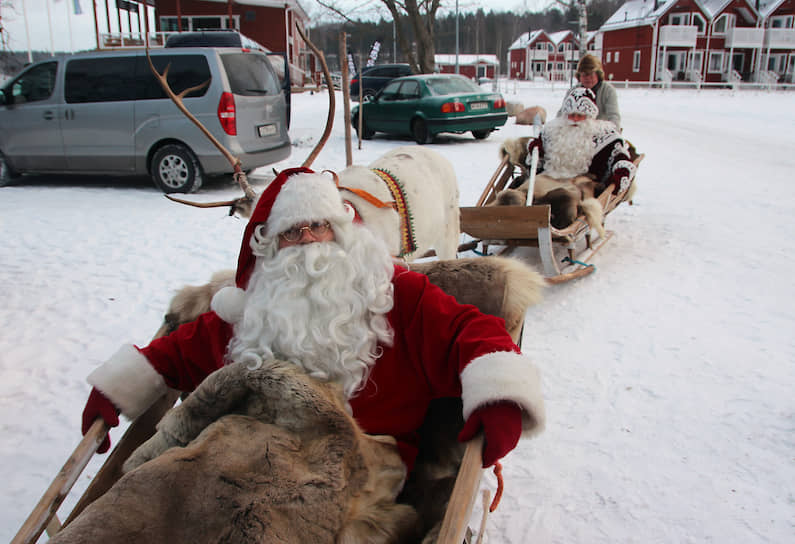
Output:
[{"xmin": 351, "ymin": 74, "xmax": 508, "ymax": 144}]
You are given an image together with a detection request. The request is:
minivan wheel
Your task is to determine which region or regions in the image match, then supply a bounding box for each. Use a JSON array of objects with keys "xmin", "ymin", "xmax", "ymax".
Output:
[
  {"xmin": 151, "ymin": 144, "xmax": 203, "ymax": 194},
  {"xmin": 0, "ymin": 151, "xmax": 20, "ymax": 187},
  {"xmin": 411, "ymin": 119, "xmax": 432, "ymax": 145}
]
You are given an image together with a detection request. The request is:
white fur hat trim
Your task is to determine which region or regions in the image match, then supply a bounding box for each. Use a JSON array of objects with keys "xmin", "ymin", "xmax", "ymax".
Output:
[
  {"xmin": 211, "ymin": 285, "xmax": 247, "ymax": 324},
  {"xmin": 265, "ymin": 172, "xmax": 353, "ymax": 238}
]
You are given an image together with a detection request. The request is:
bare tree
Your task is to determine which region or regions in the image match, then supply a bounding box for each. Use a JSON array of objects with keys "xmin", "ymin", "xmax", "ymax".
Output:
[{"xmin": 316, "ymin": 0, "xmax": 442, "ymax": 74}]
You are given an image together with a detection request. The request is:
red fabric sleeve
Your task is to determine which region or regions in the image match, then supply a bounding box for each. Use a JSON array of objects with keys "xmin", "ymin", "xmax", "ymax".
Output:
[
  {"xmin": 139, "ymin": 312, "xmax": 233, "ymax": 392},
  {"xmin": 390, "ymin": 266, "xmax": 520, "ymax": 398}
]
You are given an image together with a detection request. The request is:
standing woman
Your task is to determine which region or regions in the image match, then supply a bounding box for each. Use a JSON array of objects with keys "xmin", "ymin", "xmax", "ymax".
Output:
[{"xmin": 559, "ymin": 54, "xmax": 621, "ymax": 131}]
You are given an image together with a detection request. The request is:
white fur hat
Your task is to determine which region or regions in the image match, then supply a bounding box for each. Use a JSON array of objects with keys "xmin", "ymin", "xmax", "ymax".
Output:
[{"xmin": 560, "ymin": 87, "xmax": 598, "ymax": 119}]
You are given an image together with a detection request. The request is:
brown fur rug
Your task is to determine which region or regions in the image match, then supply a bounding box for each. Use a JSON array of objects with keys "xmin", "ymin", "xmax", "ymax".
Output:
[{"xmin": 52, "ymin": 362, "xmax": 418, "ymax": 544}]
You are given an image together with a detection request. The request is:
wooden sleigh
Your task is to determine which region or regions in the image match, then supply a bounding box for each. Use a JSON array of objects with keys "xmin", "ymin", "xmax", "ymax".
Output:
[
  {"xmin": 13, "ymin": 257, "xmax": 541, "ymax": 544},
  {"xmin": 459, "ymin": 151, "xmax": 645, "ymax": 284}
]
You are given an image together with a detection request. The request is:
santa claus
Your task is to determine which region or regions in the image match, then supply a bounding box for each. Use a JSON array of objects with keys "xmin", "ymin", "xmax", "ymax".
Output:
[
  {"xmin": 82, "ymin": 167, "xmax": 546, "ymax": 471},
  {"xmin": 532, "ymin": 86, "xmax": 635, "ymax": 192},
  {"xmin": 496, "ymin": 87, "xmax": 636, "ymax": 235}
]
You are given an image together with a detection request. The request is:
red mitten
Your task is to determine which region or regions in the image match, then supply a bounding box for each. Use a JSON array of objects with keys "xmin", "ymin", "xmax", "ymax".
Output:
[
  {"xmin": 524, "ymin": 137, "xmax": 544, "ymax": 167},
  {"xmin": 458, "ymin": 402, "xmax": 523, "ymax": 467},
  {"xmin": 610, "ymin": 166, "xmax": 631, "ymax": 195},
  {"xmin": 81, "ymin": 387, "xmax": 120, "ymax": 454}
]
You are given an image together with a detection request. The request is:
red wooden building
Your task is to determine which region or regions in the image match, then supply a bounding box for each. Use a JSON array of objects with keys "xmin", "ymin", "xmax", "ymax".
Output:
[
  {"xmin": 89, "ymin": 0, "xmax": 315, "ymax": 84},
  {"xmin": 434, "ymin": 54, "xmax": 499, "ymax": 79},
  {"xmin": 599, "ymin": 0, "xmax": 794, "ymax": 84},
  {"xmin": 508, "ymin": 29, "xmax": 596, "ymax": 80}
]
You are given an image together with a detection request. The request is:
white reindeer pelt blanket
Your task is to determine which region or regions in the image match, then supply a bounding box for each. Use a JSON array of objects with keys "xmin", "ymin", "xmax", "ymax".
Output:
[
  {"xmin": 338, "ymin": 146, "xmax": 460, "ymax": 260},
  {"xmin": 51, "ymin": 362, "xmax": 418, "ymax": 544}
]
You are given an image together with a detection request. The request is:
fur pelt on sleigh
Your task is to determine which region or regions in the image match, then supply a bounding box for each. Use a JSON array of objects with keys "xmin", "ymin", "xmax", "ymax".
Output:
[
  {"xmin": 54, "ymin": 256, "xmax": 544, "ymax": 543},
  {"xmin": 51, "ymin": 361, "xmax": 417, "ymax": 544}
]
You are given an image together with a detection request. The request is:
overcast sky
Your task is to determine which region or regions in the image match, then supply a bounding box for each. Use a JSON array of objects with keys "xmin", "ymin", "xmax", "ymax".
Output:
[{"xmin": 1, "ymin": 0, "xmax": 556, "ymax": 55}]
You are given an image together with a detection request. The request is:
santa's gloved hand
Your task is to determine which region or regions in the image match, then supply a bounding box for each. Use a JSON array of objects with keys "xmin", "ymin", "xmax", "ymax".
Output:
[
  {"xmin": 610, "ymin": 166, "xmax": 632, "ymax": 195},
  {"xmin": 82, "ymin": 387, "xmax": 120, "ymax": 454},
  {"xmin": 524, "ymin": 137, "xmax": 544, "ymax": 167},
  {"xmin": 458, "ymin": 401, "xmax": 523, "ymax": 468}
]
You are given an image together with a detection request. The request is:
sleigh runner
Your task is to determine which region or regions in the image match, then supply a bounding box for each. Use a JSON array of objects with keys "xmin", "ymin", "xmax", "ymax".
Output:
[{"xmin": 459, "ymin": 148, "xmax": 644, "ymax": 283}]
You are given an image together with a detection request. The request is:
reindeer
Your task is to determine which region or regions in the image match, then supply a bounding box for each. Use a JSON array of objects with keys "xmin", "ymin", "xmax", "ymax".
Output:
[{"xmin": 154, "ymin": 28, "xmax": 460, "ymax": 262}]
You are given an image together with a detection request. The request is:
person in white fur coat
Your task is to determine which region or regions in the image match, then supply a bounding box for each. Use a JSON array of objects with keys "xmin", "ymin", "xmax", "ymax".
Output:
[{"xmin": 81, "ymin": 166, "xmax": 546, "ymax": 474}]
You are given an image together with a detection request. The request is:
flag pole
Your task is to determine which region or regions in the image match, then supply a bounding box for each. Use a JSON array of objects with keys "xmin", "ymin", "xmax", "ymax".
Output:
[
  {"xmin": 46, "ymin": 0, "xmax": 55, "ymax": 56},
  {"xmin": 22, "ymin": 0, "xmax": 33, "ymax": 62},
  {"xmin": 66, "ymin": 0, "xmax": 74, "ymax": 52}
]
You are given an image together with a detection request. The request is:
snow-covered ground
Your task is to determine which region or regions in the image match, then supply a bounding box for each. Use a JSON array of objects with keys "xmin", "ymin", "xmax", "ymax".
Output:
[{"xmin": 1, "ymin": 82, "xmax": 793, "ymax": 543}]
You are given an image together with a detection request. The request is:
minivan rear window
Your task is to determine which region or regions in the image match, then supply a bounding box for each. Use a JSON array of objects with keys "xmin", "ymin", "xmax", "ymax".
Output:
[{"xmin": 220, "ymin": 53, "xmax": 280, "ymax": 96}]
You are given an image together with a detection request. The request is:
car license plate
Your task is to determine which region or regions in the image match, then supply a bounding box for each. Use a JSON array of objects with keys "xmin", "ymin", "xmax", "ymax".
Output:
[
  {"xmin": 257, "ymin": 124, "xmax": 276, "ymax": 137},
  {"xmin": 469, "ymin": 102, "xmax": 488, "ymax": 111}
]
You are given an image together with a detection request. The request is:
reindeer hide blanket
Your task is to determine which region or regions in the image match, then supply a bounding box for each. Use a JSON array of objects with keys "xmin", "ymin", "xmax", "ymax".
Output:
[{"xmin": 51, "ymin": 362, "xmax": 418, "ymax": 544}]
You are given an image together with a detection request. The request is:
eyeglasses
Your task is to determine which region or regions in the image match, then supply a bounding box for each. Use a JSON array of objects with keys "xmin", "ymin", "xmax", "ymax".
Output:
[{"xmin": 279, "ymin": 221, "xmax": 332, "ymax": 242}]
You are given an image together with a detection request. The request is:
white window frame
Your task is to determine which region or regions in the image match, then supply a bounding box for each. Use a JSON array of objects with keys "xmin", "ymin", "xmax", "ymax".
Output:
[
  {"xmin": 633, "ymin": 50, "xmax": 641, "ymax": 72},
  {"xmin": 708, "ymin": 51, "xmax": 724, "ymax": 73},
  {"xmin": 770, "ymin": 15, "xmax": 793, "ymax": 29},
  {"xmin": 536, "ymin": 42, "xmax": 546, "ymax": 50},
  {"xmin": 692, "ymin": 12, "xmax": 707, "ymax": 35},
  {"xmin": 606, "ymin": 51, "xmax": 612, "ymax": 63},
  {"xmin": 689, "ymin": 50, "xmax": 704, "ymax": 73},
  {"xmin": 615, "ymin": 51, "xmax": 620, "ymax": 63},
  {"xmin": 160, "ymin": 15, "xmax": 240, "ymax": 32},
  {"xmin": 713, "ymin": 13, "xmax": 735, "ymax": 35},
  {"xmin": 669, "ymin": 12, "xmax": 690, "ymax": 26}
]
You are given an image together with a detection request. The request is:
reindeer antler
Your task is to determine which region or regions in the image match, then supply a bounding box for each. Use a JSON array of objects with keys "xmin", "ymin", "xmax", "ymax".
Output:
[
  {"xmin": 296, "ymin": 25, "xmax": 334, "ymax": 169},
  {"xmin": 145, "ymin": 41, "xmax": 257, "ymax": 208}
]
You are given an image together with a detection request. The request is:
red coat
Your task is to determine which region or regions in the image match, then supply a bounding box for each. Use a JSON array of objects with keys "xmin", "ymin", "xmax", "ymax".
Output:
[{"xmin": 138, "ymin": 265, "xmax": 519, "ymax": 469}]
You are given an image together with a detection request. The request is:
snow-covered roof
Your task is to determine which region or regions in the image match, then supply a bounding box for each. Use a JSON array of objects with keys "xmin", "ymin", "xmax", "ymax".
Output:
[
  {"xmin": 547, "ymin": 30, "xmax": 574, "ymax": 44},
  {"xmin": 601, "ymin": 0, "xmax": 678, "ymax": 31},
  {"xmin": 508, "ymin": 30, "xmax": 546, "ymax": 50},
  {"xmin": 758, "ymin": 0, "xmax": 787, "ymax": 17},
  {"xmin": 434, "ymin": 54, "xmax": 500, "ymax": 66},
  {"xmin": 601, "ymin": 0, "xmax": 762, "ymax": 31}
]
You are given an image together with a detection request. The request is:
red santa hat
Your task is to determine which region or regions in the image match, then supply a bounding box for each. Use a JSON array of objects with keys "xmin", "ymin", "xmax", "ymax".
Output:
[
  {"xmin": 211, "ymin": 167, "xmax": 355, "ymax": 323},
  {"xmin": 560, "ymin": 87, "xmax": 599, "ymax": 119}
]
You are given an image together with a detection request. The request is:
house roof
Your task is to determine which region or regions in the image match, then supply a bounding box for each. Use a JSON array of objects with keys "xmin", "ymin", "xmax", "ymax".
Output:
[
  {"xmin": 600, "ymin": 0, "xmax": 760, "ymax": 31},
  {"xmin": 758, "ymin": 0, "xmax": 787, "ymax": 17},
  {"xmin": 508, "ymin": 30, "xmax": 547, "ymax": 50},
  {"xmin": 434, "ymin": 54, "xmax": 500, "ymax": 66},
  {"xmin": 547, "ymin": 30, "xmax": 575, "ymax": 44}
]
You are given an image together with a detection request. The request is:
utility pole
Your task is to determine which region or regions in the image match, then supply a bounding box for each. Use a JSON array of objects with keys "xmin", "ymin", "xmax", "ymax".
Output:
[{"xmin": 577, "ymin": 0, "xmax": 588, "ymax": 60}]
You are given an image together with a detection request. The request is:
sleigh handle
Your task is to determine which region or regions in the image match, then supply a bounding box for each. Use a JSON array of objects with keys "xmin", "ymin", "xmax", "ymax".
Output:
[
  {"xmin": 11, "ymin": 419, "xmax": 109, "ymax": 544},
  {"xmin": 436, "ymin": 434, "xmax": 485, "ymax": 544}
]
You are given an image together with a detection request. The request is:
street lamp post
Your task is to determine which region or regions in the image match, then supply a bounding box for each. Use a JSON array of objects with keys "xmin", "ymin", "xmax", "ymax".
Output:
[{"xmin": 455, "ymin": 0, "xmax": 459, "ymax": 74}]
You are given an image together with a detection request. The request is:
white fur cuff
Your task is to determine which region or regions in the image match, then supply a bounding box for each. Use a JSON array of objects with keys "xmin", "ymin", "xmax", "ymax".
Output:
[
  {"xmin": 461, "ymin": 351, "xmax": 546, "ymax": 437},
  {"xmin": 88, "ymin": 344, "xmax": 168, "ymax": 420},
  {"xmin": 211, "ymin": 285, "xmax": 247, "ymax": 324}
]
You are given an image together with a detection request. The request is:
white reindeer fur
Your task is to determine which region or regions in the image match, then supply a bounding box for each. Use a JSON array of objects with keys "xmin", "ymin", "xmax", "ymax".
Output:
[{"xmin": 338, "ymin": 147, "xmax": 460, "ymax": 261}]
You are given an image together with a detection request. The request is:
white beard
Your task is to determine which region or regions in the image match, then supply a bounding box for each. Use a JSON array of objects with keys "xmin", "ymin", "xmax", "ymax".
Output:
[
  {"xmin": 227, "ymin": 224, "xmax": 395, "ymax": 399},
  {"xmin": 541, "ymin": 117, "xmax": 598, "ymax": 179}
]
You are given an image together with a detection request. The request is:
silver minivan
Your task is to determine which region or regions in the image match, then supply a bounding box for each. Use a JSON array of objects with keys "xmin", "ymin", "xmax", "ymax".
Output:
[{"xmin": 0, "ymin": 47, "xmax": 291, "ymax": 193}]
